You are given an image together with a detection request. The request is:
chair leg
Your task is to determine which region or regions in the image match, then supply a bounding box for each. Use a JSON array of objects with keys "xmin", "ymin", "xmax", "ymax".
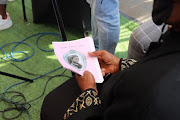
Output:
[{"xmin": 22, "ymin": 0, "xmax": 27, "ymax": 21}]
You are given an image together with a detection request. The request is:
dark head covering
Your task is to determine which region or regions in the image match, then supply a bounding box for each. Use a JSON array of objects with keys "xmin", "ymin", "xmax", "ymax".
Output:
[{"xmin": 152, "ymin": 0, "xmax": 173, "ymax": 25}]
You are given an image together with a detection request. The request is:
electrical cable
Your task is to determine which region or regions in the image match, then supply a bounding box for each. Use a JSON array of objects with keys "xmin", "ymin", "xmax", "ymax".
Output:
[
  {"xmin": 0, "ymin": 33, "xmax": 72, "ymax": 120},
  {"xmin": 0, "ymin": 32, "xmax": 62, "ymax": 62},
  {"xmin": 0, "ymin": 69, "xmax": 70, "ymax": 120}
]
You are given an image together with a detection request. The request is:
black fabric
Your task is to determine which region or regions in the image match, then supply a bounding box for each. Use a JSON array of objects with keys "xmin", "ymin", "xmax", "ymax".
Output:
[
  {"xmin": 31, "ymin": 0, "xmax": 91, "ymax": 32},
  {"xmin": 41, "ymin": 77, "xmax": 104, "ymax": 120},
  {"xmin": 100, "ymin": 28, "xmax": 180, "ymax": 120},
  {"xmin": 66, "ymin": 104, "xmax": 103, "ymax": 120},
  {"xmin": 119, "ymin": 58, "xmax": 123, "ymax": 70},
  {"xmin": 145, "ymin": 28, "xmax": 180, "ymax": 60},
  {"xmin": 41, "ymin": 77, "xmax": 82, "ymax": 120},
  {"xmin": 152, "ymin": 0, "xmax": 173, "ymax": 25}
]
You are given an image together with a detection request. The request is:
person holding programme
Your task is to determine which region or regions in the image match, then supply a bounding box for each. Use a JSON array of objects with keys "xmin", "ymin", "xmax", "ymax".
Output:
[{"xmin": 41, "ymin": 0, "xmax": 180, "ymax": 119}]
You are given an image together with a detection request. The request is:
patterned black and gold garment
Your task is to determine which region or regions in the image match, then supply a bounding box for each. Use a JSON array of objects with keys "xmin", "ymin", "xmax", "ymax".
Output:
[
  {"xmin": 120, "ymin": 58, "xmax": 137, "ymax": 71},
  {"xmin": 64, "ymin": 58, "xmax": 137, "ymax": 120},
  {"xmin": 64, "ymin": 89, "xmax": 101, "ymax": 120}
]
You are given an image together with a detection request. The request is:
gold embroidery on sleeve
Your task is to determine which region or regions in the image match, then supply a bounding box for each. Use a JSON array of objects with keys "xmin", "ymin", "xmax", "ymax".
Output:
[
  {"xmin": 64, "ymin": 89, "xmax": 101, "ymax": 120},
  {"xmin": 121, "ymin": 58, "xmax": 137, "ymax": 71}
]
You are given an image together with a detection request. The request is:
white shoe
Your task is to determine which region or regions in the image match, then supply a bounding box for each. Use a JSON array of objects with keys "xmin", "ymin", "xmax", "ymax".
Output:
[
  {"xmin": 8, "ymin": 0, "xmax": 15, "ymax": 1},
  {"xmin": 0, "ymin": 13, "xmax": 13, "ymax": 31}
]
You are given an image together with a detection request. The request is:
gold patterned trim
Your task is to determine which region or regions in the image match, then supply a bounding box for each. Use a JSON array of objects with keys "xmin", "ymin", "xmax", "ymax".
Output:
[
  {"xmin": 121, "ymin": 58, "xmax": 137, "ymax": 71},
  {"xmin": 64, "ymin": 89, "xmax": 101, "ymax": 120}
]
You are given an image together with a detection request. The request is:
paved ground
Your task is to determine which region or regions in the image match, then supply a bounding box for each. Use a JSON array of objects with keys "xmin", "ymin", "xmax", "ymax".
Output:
[{"xmin": 119, "ymin": 0, "xmax": 153, "ymax": 23}]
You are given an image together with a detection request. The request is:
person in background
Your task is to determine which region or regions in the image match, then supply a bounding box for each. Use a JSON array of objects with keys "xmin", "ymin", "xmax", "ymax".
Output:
[
  {"xmin": 0, "ymin": 0, "xmax": 12, "ymax": 31},
  {"xmin": 86, "ymin": 0, "xmax": 120, "ymax": 54},
  {"xmin": 41, "ymin": 0, "xmax": 180, "ymax": 119},
  {"xmin": 127, "ymin": 19, "xmax": 169, "ymax": 60}
]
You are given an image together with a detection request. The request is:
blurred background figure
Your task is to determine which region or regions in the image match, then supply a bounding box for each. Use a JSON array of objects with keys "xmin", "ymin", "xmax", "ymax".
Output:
[
  {"xmin": 127, "ymin": 19, "xmax": 168, "ymax": 60},
  {"xmin": 86, "ymin": 0, "xmax": 120, "ymax": 54},
  {"xmin": 0, "ymin": 0, "xmax": 12, "ymax": 31}
]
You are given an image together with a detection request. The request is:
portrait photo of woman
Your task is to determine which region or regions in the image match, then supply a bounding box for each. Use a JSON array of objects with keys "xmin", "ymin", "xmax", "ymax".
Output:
[
  {"xmin": 67, "ymin": 55, "xmax": 82, "ymax": 69},
  {"xmin": 63, "ymin": 50, "xmax": 86, "ymax": 71}
]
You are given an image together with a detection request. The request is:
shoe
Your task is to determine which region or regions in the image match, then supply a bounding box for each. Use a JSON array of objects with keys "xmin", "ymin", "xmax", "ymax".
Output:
[
  {"xmin": 0, "ymin": 13, "xmax": 13, "ymax": 31},
  {"xmin": 8, "ymin": 0, "xmax": 15, "ymax": 1}
]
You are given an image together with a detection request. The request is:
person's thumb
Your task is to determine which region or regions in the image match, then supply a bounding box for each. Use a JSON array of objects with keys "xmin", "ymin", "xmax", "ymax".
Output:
[
  {"xmin": 88, "ymin": 51, "xmax": 97, "ymax": 57},
  {"xmin": 83, "ymin": 70, "xmax": 91, "ymax": 76}
]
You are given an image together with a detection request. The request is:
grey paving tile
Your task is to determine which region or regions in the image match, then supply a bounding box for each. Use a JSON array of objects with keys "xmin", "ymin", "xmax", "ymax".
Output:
[{"xmin": 119, "ymin": 0, "xmax": 153, "ymax": 23}]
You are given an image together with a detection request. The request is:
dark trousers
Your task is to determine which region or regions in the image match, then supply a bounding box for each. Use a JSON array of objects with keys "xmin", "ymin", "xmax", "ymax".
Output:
[
  {"xmin": 41, "ymin": 77, "xmax": 82, "ymax": 120},
  {"xmin": 40, "ymin": 75, "xmax": 104, "ymax": 120}
]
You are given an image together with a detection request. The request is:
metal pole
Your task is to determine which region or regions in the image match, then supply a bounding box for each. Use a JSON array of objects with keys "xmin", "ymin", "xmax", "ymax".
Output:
[
  {"xmin": 22, "ymin": 0, "xmax": 27, "ymax": 21},
  {"xmin": 51, "ymin": 0, "xmax": 67, "ymax": 41}
]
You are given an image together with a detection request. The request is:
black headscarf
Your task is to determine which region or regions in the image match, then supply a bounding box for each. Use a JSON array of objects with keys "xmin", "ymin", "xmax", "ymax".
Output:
[{"xmin": 152, "ymin": 0, "xmax": 173, "ymax": 25}]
